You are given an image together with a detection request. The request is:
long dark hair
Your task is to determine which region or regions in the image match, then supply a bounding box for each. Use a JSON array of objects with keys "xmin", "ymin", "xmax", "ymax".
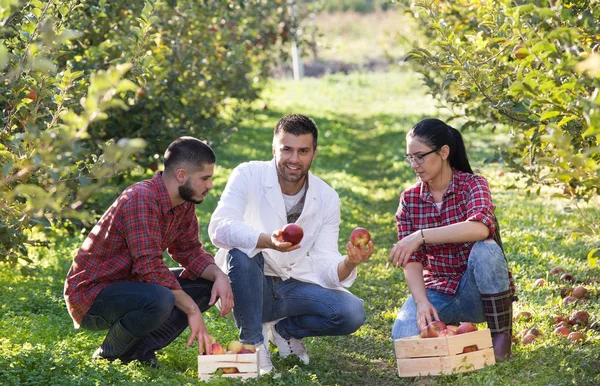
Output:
[{"xmin": 408, "ymin": 118, "xmax": 504, "ymax": 251}]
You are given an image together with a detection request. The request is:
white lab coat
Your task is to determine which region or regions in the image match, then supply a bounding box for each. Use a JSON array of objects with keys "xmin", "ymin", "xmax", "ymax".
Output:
[{"xmin": 208, "ymin": 159, "xmax": 357, "ymax": 290}]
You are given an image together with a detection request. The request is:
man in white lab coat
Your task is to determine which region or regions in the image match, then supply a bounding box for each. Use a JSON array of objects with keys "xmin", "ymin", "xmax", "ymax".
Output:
[{"xmin": 209, "ymin": 114, "xmax": 374, "ymax": 375}]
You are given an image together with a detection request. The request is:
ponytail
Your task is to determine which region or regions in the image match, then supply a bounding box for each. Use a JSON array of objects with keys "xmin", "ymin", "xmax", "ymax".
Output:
[{"xmin": 447, "ymin": 126, "xmax": 473, "ymax": 174}]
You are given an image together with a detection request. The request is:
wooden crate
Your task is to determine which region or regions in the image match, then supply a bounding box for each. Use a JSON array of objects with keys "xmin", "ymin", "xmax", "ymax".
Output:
[
  {"xmin": 394, "ymin": 328, "xmax": 495, "ymax": 377},
  {"xmin": 198, "ymin": 350, "xmax": 259, "ymax": 381}
]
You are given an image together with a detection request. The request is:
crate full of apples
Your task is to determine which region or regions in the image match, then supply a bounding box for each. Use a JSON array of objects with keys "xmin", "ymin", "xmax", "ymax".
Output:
[
  {"xmin": 197, "ymin": 339, "xmax": 259, "ymax": 381},
  {"xmin": 393, "ymin": 322, "xmax": 495, "ymax": 377}
]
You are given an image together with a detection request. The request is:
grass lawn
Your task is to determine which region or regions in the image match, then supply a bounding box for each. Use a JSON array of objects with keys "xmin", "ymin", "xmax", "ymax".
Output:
[{"xmin": 1, "ymin": 70, "xmax": 599, "ymax": 385}]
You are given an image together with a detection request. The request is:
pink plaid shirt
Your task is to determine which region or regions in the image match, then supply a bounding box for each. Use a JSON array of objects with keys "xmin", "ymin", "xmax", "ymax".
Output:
[
  {"xmin": 64, "ymin": 172, "xmax": 214, "ymax": 327},
  {"xmin": 396, "ymin": 169, "xmax": 514, "ymax": 295}
]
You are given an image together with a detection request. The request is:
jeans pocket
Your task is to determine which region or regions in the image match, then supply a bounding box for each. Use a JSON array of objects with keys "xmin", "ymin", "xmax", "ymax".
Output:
[{"xmin": 81, "ymin": 313, "xmax": 111, "ymax": 331}]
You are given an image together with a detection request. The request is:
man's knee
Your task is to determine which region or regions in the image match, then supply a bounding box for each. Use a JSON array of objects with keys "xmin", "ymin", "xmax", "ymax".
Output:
[{"xmin": 337, "ymin": 297, "xmax": 366, "ymax": 335}]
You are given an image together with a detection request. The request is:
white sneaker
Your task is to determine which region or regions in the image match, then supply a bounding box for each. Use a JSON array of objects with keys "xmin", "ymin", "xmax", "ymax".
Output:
[
  {"xmin": 255, "ymin": 343, "xmax": 274, "ymax": 376},
  {"xmin": 261, "ymin": 321, "xmax": 275, "ymax": 345},
  {"xmin": 270, "ymin": 325, "xmax": 310, "ymax": 365}
]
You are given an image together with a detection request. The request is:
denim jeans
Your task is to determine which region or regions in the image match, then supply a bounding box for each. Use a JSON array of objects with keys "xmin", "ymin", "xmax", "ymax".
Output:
[
  {"xmin": 391, "ymin": 240, "xmax": 510, "ymax": 339},
  {"xmin": 227, "ymin": 249, "xmax": 366, "ymax": 345},
  {"xmin": 81, "ymin": 268, "xmax": 213, "ymax": 340}
]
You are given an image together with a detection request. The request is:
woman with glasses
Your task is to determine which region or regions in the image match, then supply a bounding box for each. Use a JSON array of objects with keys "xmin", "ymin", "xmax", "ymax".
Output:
[{"xmin": 388, "ymin": 118, "xmax": 515, "ymax": 362}]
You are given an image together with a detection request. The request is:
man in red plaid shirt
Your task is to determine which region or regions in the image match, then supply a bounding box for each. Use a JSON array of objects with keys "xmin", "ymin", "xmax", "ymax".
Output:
[
  {"xmin": 64, "ymin": 137, "xmax": 233, "ymax": 367},
  {"xmin": 389, "ymin": 119, "xmax": 515, "ymax": 362}
]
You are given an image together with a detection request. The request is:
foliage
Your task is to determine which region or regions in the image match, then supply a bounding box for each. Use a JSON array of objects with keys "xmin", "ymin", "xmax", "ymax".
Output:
[
  {"xmin": 2, "ymin": 71, "xmax": 598, "ymax": 385},
  {"xmin": 398, "ymin": 0, "xmax": 600, "ymax": 232},
  {"xmin": 0, "ymin": 0, "xmax": 293, "ymax": 265},
  {"xmin": 319, "ymin": 0, "xmax": 395, "ymax": 13}
]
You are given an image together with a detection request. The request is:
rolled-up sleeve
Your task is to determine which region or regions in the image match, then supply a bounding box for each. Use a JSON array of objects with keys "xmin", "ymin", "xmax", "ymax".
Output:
[
  {"xmin": 464, "ymin": 175, "xmax": 496, "ymax": 237},
  {"xmin": 121, "ymin": 197, "xmax": 181, "ymax": 290},
  {"xmin": 168, "ymin": 203, "xmax": 215, "ymax": 280},
  {"xmin": 396, "ymin": 192, "xmax": 427, "ymax": 267},
  {"xmin": 208, "ymin": 165, "xmax": 262, "ymax": 256}
]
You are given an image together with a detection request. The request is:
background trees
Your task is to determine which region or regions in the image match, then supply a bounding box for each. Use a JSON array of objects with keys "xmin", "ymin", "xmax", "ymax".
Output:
[
  {"xmin": 398, "ymin": 0, "xmax": 600, "ymax": 233},
  {"xmin": 0, "ymin": 0, "xmax": 293, "ymax": 265}
]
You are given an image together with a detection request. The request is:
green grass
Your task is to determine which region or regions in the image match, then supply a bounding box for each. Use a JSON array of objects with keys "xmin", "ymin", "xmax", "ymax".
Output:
[{"xmin": 2, "ymin": 70, "xmax": 599, "ymax": 385}]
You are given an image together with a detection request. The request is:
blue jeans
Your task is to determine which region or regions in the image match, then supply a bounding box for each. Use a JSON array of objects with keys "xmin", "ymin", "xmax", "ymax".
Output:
[
  {"xmin": 391, "ymin": 240, "xmax": 510, "ymax": 339},
  {"xmin": 227, "ymin": 249, "xmax": 366, "ymax": 345},
  {"xmin": 81, "ymin": 268, "xmax": 213, "ymax": 345}
]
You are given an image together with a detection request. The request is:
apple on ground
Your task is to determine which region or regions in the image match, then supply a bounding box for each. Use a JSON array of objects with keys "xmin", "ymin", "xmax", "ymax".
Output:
[
  {"xmin": 513, "ymin": 311, "xmax": 532, "ymax": 322},
  {"xmin": 350, "ymin": 227, "xmax": 371, "ymax": 246},
  {"xmin": 281, "ymin": 223, "xmax": 303, "ymax": 245},
  {"xmin": 560, "ymin": 273, "xmax": 575, "ymax": 282},
  {"xmin": 211, "ymin": 343, "xmax": 225, "ymax": 355},
  {"xmin": 553, "ymin": 315, "xmax": 568, "ymax": 324},
  {"xmin": 534, "ymin": 278, "xmax": 546, "ymax": 286},
  {"xmin": 227, "ymin": 340, "xmax": 243, "ymax": 353},
  {"xmin": 569, "ymin": 310, "xmax": 589, "ymax": 326},
  {"xmin": 522, "ymin": 333, "xmax": 537, "ymax": 345},
  {"xmin": 563, "ymin": 296, "xmax": 577, "ymax": 305},
  {"xmin": 550, "ymin": 267, "xmax": 565, "ymax": 275},
  {"xmin": 572, "ymin": 286, "xmax": 587, "ymax": 299},
  {"xmin": 567, "ymin": 331, "xmax": 585, "ymax": 342},
  {"xmin": 553, "ymin": 326, "xmax": 570, "ymax": 337},
  {"xmin": 456, "ymin": 322, "xmax": 478, "ymax": 335}
]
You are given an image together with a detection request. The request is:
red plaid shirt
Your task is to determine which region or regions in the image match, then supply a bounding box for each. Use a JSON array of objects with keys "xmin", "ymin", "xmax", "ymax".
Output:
[
  {"xmin": 396, "ymin": 169, "xmax": 514, "ymax": 295},
  {"xmin": 64, "ymin": 172, "xmax": 215, "ymax": 327}
]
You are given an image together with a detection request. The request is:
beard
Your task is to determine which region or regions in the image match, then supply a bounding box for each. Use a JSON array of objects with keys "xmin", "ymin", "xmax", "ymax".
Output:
[{"xmin": 178, "ymin": 179, "xmax": 204, "ymax": 204}]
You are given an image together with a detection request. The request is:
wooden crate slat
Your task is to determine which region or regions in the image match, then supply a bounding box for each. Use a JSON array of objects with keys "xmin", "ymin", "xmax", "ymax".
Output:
[
  {"xmin": 445, "ymin": 329, "xmax": 493, "ymax": 355},
  {"xmin": 396, "ymin": 347, "xmax": 495, "ymax": 377},
  {"xmin": 394, "ymin": 328, "xmax": 493, "ymax": 358},
  {"xmin": 198, "ymin": 351, "xmax": 259, "ymax": 380}
]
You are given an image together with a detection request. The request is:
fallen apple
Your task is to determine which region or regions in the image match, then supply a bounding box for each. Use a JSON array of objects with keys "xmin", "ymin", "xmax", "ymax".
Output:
[
  {"xmin": 350, "ymin": 227, "xmax": 371, "ymax": 246},
  {"xmin": 552, "ymin": 315, "xmax": 568, "ymax": 324},
  {"xmin": 572, "ymin": 286, "xmax": 587, "ymax": 299},
  {"xmin": 550, "ymin": 267, "xmax": 565, "ymax": 275},
  {"xmin": 560, "ymin": 273, "xmax": 575, "ymax": 282},
  {"xmin": 569, "ymin": 310, "xmax": 589, "ymax": 327},
  {"xmin": 555, "ymin": 320, "xmax": 570, "ymax": 329},
  {"xmin": 456, "ymin": 322, "xmax": 478, "ymax": 335},
  {"xmin": 534, "ymin": 278, "xmax": 546, "ymax": 287},
  {"xmin": 567, "ymin": 331, "xmax": 585, "ymax": 342},
  {"xmin": 553, "ymin": 326, "xmax": 570, "ymax": 337},
  {"xmin": 550, "ymin": 267, "xmax": 565, "ymax": 276},
  {"xmin": 281, "ymin": 223, "xmax": 303, "ymax": 245},
  {"xmin": 522, "ymin": 333, "xmax": 537, "ymax": 345},
  {"xmin": 514, "ymin": 311, "xmax": 532, "ymax": 322},
  {"xmin": 560, "ymin": 287, "xmax": 573, "ymax": 298},
  {"xmin": 563, "ymin": 296, "xmax": 577, "ymax": 306}
]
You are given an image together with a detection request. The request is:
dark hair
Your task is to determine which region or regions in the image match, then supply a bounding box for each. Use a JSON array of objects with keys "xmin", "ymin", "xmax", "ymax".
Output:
[
  {"xmin": 163, "ymin": 136, "xmax": 216, "ymax": 173},
  {"xmin": 408, "ymin": 118, "xmax": 504, "ymax": 251},
  {"xmin": 408, "ymin": 118, "xmax": 473, "ymax": 174},
  {"xmin": 274, "ymin": 114, "xmax": 318, "ymax": 148}
]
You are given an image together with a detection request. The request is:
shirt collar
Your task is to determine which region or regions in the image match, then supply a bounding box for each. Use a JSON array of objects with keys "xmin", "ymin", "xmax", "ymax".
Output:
[
  {"xmin": 419, "ymin": 169, "xmax": 458, "ymax": 203},
  {"xmin": 151, "ymin": 172, "xmax": 176, "ymax": 214}
]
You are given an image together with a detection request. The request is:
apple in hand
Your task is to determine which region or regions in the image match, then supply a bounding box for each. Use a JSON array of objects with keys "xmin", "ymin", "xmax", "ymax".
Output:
[
  {"xmin": 281, "ymin": 223, "xmax": 303, "ymax": 245},
  {"xmin": 350, "ymin": 227, "xmax": 371, "ymax": 246},
  {"xmin": 456, "ymin": 322, "xmax": 478, "ymax": 335}
]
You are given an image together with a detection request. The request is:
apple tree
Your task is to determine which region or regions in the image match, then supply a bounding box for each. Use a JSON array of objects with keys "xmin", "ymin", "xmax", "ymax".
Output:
[{"xmin": 398, "ymin": 0, "xmax": 600, "ymax": 234}]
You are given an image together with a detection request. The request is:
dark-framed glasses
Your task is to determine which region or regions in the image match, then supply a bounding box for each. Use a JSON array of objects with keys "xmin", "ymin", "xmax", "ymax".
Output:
[{"xmin": 404, "ymin": 148, "xmax": 438, "ymax": 164}]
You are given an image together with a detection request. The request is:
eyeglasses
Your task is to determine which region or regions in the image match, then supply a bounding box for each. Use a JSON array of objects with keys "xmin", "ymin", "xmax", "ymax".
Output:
[{"xmin": 404, "ymin": 148, "xmax": 438, "ymax": 164}]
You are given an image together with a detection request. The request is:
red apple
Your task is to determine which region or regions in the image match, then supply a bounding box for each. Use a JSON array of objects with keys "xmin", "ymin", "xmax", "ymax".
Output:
[
  {"xmin": 456, "ymin": 322, "xmax": 478, "ymax": 335},
  {"xmin": 553, "ymin": 326, "xmax": 570, "ymax": 337},
  {"xmin": 553, "ymin": 315, "xmax": 568, "ymax": 324},
  {"xmin": 572, "ymin": 286, "xmax": 587, "ymax": 299},
  {"xmin": 439, "ymin": 328, "xmax": 457, "ymax": 337},
  {"xmin": 563, "ymin": 296, "xmax": 577, "ymax": 305},
  {"xmin": 569, "ymin": 310, "xmax": 589, "ymax": 327},
  {"xmin": 239, "ymin": 348, "xmax": 255, "ymax": 354},
  {"xmin": 221, "ymin": 367, "xmax": 240, "ymax": 374},
  {"xmin": 241, "ymin": 344, "xmax": 256, "ymax": 353},
  {"xmin": 560, "ymin": 273, "xmax": 575, "ymax": 282},
  {"xmin": 522, "ymin": 333, "xmax": 537, "ymax": 345},
  {"xmin": 514, "ymin": 311, "xmax": 532, "ymax": 322},
  {"xmin": 281, "ymin": 223, "xmax": 303, "ymax": 245},
  {"xmin": 555, "ymin": 320, "xmax": 570, "ymax": 329},
  {"xmin": 534, "ymin": 278, "xmax": 546, "ymax": 287},
  {"xmin": 512, "ymin": 44, "xmax": 530, "ymax": 59},
  {"xmin": 227, "ymin": 340, "xmax": 243, "ymax": 353},
  {"xmin": 419, "ymin": 321, "xmax": 446, "ymax": 338},
  {"xmin": 462, "ymin": 345, "xmax": 478, "ymax": 353},
  {"xmin": 445, "ymin": 325, "xmax": 458, "ymax": 332},
  {"xmin": 550, "ymin": 267, "xmax": 565, "ymax": 276},
  {"xmin": 211, "ymin": 343, "xmax": 224, "ymax": 355},
  {"xmin": 560, "ymin": 287, "xmax": 573, "ymax": 298},
  {"xmin": 567, "ymin": 331, "xmax": 585, "ymax": 342},
  {"xmin": 350, "ymin": 227, "xmax": 371, "ymax": 246}
]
